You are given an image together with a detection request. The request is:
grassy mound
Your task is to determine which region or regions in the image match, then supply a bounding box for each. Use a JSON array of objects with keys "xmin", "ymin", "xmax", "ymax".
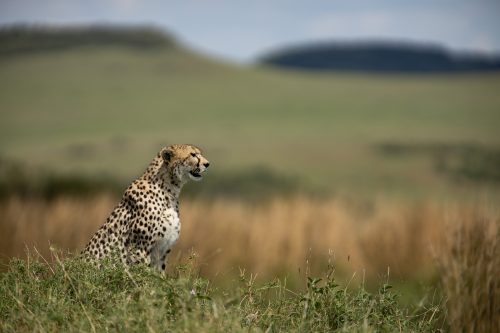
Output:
[{"xmin": 0, "ymin": 252, "xmax": 441, "ymax": 332}]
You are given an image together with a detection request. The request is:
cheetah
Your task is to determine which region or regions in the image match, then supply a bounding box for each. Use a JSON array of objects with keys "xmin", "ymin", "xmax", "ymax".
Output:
[{"xmin": 82, "ymin": 144, "xmax": 209, "ymax": 272}]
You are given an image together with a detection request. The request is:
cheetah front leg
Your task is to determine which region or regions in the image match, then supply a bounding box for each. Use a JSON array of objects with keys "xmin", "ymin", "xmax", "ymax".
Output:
[
  {"xmin": 158, "ymin": 249, "xmax": 171, "ymax": 273},
  {"xmin": 150, "ymin": 241, "xmax": 172, "ymax": 273},
  {"xmin": 126, "ymin": 248, "xmax": 151, "ymax": 267}
]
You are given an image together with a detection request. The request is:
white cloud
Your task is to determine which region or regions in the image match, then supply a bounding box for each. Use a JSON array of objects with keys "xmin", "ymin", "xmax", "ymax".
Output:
[
  {"xmin": 302, "ymin": 7, "xmax": 500, "ymax": 55},
  {"xmin": 307, "ymin": 11, "xmax": 394, "ymax": 38},
  {"xmin": 108, "ymin": 0, "xmax": 141, "ymax": 13},
  {"xmin": 469, "ymin": 35, "xmax": 496, "ymax": 53}
]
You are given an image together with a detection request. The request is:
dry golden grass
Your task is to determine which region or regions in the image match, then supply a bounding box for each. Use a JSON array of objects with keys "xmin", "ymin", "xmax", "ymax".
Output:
[
  {"xmin": 436, "ymin": 212, "xmax": 500, "ymax": 332},
  {"xmin": 180, "ymin": 196, "xmax": 446, "ymax": 280},
  {"xmin": 2, "ymin": 194, "xmax": 494, "ymax": 283},
  {"xmin": 1, "ymin": 194, "xmax": 499, "ymax": 330}
]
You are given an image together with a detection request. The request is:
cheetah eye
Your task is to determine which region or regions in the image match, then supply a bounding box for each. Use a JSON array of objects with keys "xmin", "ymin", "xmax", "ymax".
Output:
[{"xmin": 190, "ymin": 153, "xmax": 196, "ymax": 157}]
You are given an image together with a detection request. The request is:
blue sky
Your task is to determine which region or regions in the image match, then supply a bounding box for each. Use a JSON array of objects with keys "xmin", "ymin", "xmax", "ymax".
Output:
[{"xmin": 1, "ymin": 0, "xmax": 499, "ymax": 63}]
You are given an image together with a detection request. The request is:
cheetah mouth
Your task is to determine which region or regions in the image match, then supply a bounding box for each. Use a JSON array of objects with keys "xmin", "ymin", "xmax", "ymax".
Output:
[{"xmin": 189, "ymin": 171, "xmax": 203, "ymax": 181}]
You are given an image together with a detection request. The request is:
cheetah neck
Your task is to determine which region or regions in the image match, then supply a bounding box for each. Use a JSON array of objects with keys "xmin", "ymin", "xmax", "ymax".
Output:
[
  {"xmin": 143, "ymin": 154, "xmax": 185, "ymax": 200},
  {"xmin": 159, "ymin": 168, "xmax": 183, "ymax": 200}
]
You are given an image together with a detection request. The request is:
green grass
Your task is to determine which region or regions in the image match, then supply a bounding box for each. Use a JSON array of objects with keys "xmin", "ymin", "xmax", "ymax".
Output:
[
  {"xmin": 1, "ymin": 46, "xmax": 499, "ymax": 197},
  {"xmin": 0, "ymin": 252, "xmax": 442, "ymax": 332}
]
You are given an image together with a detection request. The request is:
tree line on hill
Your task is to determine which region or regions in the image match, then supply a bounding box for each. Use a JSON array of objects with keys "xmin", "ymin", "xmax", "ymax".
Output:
[
  {"xmin": 259, "ymin": 41, "xmax": 500, "ymax": 73},
  {"xmin": 0, "ymin": 25, "xmax": 176, "ymax": 56}
]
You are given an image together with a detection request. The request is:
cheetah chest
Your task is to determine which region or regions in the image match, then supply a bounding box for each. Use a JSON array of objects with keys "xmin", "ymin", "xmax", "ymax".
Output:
[{"xmin": 153, "ymin": 207, "xmax": 181, "ymax": 257}]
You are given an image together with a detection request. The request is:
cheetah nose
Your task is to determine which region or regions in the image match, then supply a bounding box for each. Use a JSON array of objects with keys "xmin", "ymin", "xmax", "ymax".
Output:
[{"xmin": 203, "ymin": 162, "xmax": 210, "ymax": 168}]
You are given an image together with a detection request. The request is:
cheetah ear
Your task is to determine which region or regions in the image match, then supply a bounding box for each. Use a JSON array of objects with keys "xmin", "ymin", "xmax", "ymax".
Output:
[{"xmin": 161, "ymin": 147, "xmax": 174, "ymax": 163}]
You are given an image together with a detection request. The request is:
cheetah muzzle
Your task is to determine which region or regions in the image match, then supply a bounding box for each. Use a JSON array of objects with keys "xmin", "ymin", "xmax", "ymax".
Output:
[{"xmin": 82, "ymin": 144, "xmax": 209, "ymax": 273}]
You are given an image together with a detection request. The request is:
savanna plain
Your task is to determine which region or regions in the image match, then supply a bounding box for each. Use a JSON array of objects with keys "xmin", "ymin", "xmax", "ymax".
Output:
[{"xmin": 0, "ymin": 29, "xmax": 499, "ymax": 332}]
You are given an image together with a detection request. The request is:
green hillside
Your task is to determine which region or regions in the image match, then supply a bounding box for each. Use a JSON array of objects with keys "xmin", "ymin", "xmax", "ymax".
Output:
[{"xmin": 1, "ymin": 32, "xmax": 500, "ymax": 197}]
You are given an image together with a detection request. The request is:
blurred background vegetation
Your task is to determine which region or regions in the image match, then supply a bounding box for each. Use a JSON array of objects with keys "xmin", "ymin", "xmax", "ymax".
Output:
[{"xmin": 1, "ymin": 26, "xmax": 499, "ymax": 200}]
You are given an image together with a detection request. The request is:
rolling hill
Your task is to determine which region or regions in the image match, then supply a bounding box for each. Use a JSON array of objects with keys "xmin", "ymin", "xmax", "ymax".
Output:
[
  {"xmin": 1, "ymin": 26, "xmax": 500, "ymax": 198},
  {"xmin": 0, "ymin": 25, "xmax": 176, "ymax": 55}
]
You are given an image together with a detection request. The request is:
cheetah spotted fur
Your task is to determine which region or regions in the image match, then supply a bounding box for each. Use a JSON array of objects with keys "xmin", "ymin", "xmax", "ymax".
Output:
[{"xmin": 82, "ymin": 144, "xmax": 209, "ymax": 272}]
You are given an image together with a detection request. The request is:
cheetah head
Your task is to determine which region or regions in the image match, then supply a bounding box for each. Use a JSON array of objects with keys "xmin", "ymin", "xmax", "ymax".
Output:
[{"xmin": 161, "ymin": 144, "xmax": 210, "ymax": 182}]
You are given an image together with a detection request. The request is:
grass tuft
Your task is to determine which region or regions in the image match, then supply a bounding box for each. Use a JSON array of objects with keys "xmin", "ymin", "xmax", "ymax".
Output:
[{"xmin": 0, "ymin": 251, "xmax": 441, "ymax": 332}]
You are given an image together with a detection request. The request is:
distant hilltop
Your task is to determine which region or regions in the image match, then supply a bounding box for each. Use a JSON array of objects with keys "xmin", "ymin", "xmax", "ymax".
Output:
[
  {"xmin": 0, "ymin": 25, "xmax": 177, "ymax": 56},
  {"xmin": 259, "ymin": 41, "xmax": 500, "ymax": 73}
]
